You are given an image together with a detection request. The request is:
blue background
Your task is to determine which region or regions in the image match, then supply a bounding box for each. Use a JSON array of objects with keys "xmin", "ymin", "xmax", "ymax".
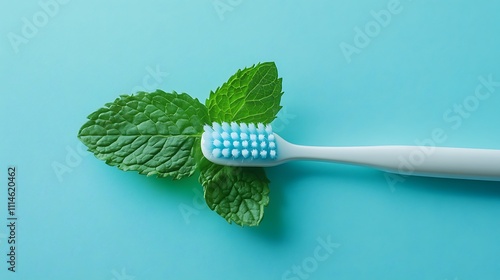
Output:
[{"xmin": 1, "ymin": 0, "xmax": 500, "ymax": 279}]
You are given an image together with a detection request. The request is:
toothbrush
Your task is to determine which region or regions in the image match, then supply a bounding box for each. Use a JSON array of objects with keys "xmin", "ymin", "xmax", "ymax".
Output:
[{"xmin": 201, "ymin": 122, "xmax": 500, "ymax": 181}]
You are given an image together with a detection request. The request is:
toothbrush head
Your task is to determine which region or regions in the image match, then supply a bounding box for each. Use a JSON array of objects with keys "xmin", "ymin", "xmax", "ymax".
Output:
[{"xmin": 201, "ymin": 122, "xmax": 281, "ymax": 167}]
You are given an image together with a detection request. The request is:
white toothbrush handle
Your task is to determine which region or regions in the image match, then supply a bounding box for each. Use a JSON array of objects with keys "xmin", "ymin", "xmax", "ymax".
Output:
[{"xmin": 279, "ymin": 138, "xmax": 500, "ymax": 181}]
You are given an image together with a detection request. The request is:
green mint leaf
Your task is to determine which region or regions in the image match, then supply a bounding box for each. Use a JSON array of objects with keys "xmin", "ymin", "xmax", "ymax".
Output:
[
  {"xmin": 78, "ymin": 62, "xmax": 284, "ymax": 227},
  {"xmin": 200, "ymin": 62, "xmax": 283, "ymax": 226},
  {"xmin": 199, "ymin": 158, "xmax": 270, "ymax": 226},
  {"xmin": 206, "ymin": 62, "xmax": 283, "ymax": 124},
  {"xmin": 78, "ymin": 90, "xmax": 208, "ymax": 179}
]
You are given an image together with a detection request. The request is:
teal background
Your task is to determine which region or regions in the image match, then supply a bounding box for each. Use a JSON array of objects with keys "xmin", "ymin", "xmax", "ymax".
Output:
[{"xmin": 1, "ymin": 0, "xmax": 500, "ymax": 279}]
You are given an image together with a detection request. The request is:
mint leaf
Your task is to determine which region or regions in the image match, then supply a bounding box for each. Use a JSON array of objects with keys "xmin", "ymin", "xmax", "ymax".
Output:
[
  {"xmin": 206, "ymin": 62, "xmax": 283, "ymax": 124},
  {"xmin": 78, "ymin": 90, "xmax": 208, "ymax": 179},
  {"xmin": 200, "ymin": 62, "xmax": 283, "ymax": 226},
  {"xmin": 199, "ymin": 158, "xmax": 270, "ymax": 226},
  {"xmin": 78, "ymin": 62, "xmax": 284, "ymax": 227}
]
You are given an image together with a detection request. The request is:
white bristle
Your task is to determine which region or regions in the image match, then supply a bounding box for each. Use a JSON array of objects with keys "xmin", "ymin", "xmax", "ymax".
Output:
[
  {"xmin": 270, "ymin": 150, "xmax": 276, "ymax": 158},
  {"xmin": 231, "ymin": 122, "xmax": 239, "ymax": 131},
  {"xmin": 212, "ymin": 122, "xmax": 221, "ymax": 131},
  {"xmin": 202, "ymin": 122, "xmax": 278, "ymax": 163},
  {"xmin": 212, "ymin": 148, "xmax": 221, "ymax": 158},
  {"xmin": 248, "ymin": 123, "xmax": 256, "ymax": 133},
  {"xmin": 202, "ymin": 132, "xmax": 211, "ymax": 144},
  {"xmin": 257, "ymin": 123, "xmax": 265, "ymax": 134},
  {"xmin": 260, "ymin": 150, "xmax": 267, "ymax": 158},
  {"xmin": 242, "ymin": 149, "xmax": 249, "ymax": 158},
  {"xmin": 213, "ymin": 139, "xmax": 222, "ymax": 147},
  {"xmin": 204, "ymin": 125, "xmax": 213, "ymax": 133},
  {"xmin": 231, "ymin": 149, "xmax": 240, "ymax": 158},
  {"xmin": 251, "ymin": 141, "xmax": 258, "ymax": 148},
  {"xmin": 251, "ymin": 149, "xmax": 258, "ymax": 158},
  {"xmin": 265, "ymin": 125, "xmax": 272, "ymax": 134}
]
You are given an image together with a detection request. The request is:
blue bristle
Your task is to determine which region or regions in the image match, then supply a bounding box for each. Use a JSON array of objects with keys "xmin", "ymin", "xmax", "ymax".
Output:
[{"xmin": 203, "ymin": 122, "xmax": 277, "ymax": 160}]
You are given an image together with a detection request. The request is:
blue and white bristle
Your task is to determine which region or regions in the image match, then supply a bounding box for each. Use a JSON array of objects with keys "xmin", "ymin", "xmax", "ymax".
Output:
[{"xmin": 202, "ymin": 122, "xmax": 278, "ymax": 160}]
